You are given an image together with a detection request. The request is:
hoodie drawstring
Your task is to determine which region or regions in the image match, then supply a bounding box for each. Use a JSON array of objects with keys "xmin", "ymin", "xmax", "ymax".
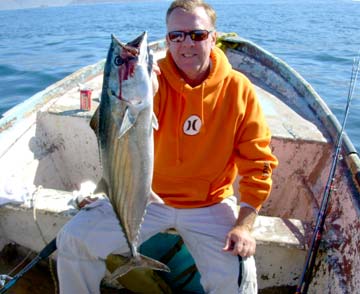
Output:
[
  {"xmin": 175, "ymin": 83, "xmax": 185, "ymax": 165},
  {"xmin": 200, "ymin": 83, "xmax": 206, "ymax": 133}
]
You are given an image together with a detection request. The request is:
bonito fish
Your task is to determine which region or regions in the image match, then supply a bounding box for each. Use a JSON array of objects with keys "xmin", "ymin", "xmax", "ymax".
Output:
[{"xmin": 91, "ymin": 32, "xmax": 169, "ymax": 280}]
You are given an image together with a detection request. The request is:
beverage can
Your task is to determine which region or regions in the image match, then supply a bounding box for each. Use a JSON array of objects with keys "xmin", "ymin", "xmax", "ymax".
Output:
[{"xmin": 80, "ymin": 89, "xmax": 92, "ymax": 111}]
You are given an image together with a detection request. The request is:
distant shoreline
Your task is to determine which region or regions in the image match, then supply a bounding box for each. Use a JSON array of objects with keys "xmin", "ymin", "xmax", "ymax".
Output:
[{"xmin": 0, "ymin": 0, "xmax": 170, "ymax": 12}]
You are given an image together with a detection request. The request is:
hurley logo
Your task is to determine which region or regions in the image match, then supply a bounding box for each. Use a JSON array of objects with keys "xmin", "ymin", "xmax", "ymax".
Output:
[{"xmin": 183, "ymin": 115, "xmax": 202, "ymax": 135}]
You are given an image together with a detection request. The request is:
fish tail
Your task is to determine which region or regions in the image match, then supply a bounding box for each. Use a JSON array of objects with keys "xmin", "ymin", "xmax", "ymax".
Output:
[{"xmin": 107, "ymin": 254, "xmax": 170, "ymax": 282}]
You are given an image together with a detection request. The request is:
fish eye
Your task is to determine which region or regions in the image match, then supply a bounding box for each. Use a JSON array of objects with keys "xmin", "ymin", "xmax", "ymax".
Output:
[{"xmin": 114, "ymin": 56, "xmax": 124, "ymax": 66}]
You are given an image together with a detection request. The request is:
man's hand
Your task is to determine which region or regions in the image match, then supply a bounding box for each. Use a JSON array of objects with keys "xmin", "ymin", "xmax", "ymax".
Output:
[
  {"xmin": 151, "ymin": 62, "xmax": 160, "ymax": 95},
  {"xmin": 223, "ymin": 224, "xmax": 256, "ymax": 257},
  {"xmin": 223, "ymin": 206, "xmax": 257, "ymax": 257},
  {"xmin": 77, "ymin": 196, "xmax": 99, "ymax": 209}
]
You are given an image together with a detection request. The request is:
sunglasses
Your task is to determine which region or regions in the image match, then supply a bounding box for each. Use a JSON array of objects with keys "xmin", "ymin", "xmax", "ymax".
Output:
[{"xmin": 167, "ymin": 30, "xmax": 213, "ymax": 42}]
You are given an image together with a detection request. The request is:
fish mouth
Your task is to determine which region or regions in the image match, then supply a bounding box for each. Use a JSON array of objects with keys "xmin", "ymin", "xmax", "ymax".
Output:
[{"xmin": 111, "ymin": 31, "xmax": 147, "ymax": 55}]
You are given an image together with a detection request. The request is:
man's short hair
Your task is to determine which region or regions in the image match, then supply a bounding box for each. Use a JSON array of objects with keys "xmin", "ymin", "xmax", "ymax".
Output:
[{"xmin": 166, "ymin": 0, "xmax": 216, "ymax": 28}]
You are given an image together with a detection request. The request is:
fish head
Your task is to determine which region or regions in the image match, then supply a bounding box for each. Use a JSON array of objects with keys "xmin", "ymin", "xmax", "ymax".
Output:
[{"xmin": 107, "ymin": 32, "xmax": 153, "ymax": 134}]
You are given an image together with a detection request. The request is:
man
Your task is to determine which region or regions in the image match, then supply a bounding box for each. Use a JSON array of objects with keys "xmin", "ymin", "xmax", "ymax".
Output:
[{"xmin": 57, "ymin": 0, "xmax": 278, "ymax": 293}]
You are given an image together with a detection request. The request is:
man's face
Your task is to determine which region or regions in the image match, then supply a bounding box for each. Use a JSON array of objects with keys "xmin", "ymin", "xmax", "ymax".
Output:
[{"xmin": 166, "ymin": 7, "xmax": 216, "ymax": 85}]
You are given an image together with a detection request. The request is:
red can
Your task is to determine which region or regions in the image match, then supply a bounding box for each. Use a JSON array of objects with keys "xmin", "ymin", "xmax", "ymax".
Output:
[{"xmin": 80, "ymin": 89, "xmax": 92, "ymax": 111}]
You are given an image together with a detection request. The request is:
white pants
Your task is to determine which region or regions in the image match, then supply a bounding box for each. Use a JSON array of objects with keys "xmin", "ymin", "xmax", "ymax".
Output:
[{"xmin": 56, "ymin": 196, "xmax": 257, "ymax": 294}]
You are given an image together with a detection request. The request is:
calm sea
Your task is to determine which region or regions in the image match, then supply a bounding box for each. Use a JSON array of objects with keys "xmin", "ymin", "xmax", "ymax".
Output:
[{"xmin": 0, "ymin": 0, "xmax": 359, "ymax": 150}]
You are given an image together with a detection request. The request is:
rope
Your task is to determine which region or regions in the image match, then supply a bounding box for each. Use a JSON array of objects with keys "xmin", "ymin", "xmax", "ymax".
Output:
[{"xmin": 32, "ymin": 186, "xmax": 59, "ymax": 294}]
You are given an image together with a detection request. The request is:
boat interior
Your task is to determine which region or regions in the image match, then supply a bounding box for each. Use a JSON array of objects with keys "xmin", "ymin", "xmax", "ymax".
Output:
[{"xmin": 1, "ymin": 37, "xmax": 359, "ymax": 291}]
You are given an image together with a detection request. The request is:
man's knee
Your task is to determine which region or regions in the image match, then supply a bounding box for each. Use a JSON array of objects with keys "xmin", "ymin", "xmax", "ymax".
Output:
[{"xmin": 57, "ymin": 221, "xmax": 91, "ymax": 259}]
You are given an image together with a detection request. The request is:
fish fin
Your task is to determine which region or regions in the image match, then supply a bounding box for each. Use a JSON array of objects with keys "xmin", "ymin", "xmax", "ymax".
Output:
[
  {"xmin": 107, "ymin": 254, "xmax": 170, "ymax": 282},
  {"xmin": 94, "ymin": 178, "xmax": 109, "ymax": 196},
  {"xmin": 90, "ymin": 105, "xmax": 100, "ymax": 136},
  {"xmin": 118, "ymin": 108, "xmax": 136, "ymax": 138},
  {"xmin": 152, "ymin": 112, "xmax": 159, "ymax": 130},
  {"xmin": 149, "ymin": 190, "xmax": 164, "ymax": 204}
]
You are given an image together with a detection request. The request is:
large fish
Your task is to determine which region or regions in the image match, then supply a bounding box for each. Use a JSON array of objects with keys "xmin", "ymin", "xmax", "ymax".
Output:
[{"xmin": 91, "ymin": 32, "xmax": 169, "ymax": 280}]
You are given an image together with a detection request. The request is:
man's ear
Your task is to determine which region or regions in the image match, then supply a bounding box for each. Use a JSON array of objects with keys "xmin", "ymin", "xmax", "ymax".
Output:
[{"xmin": 211, "ymin": 31, "xmax": 217, "ymax": 48}]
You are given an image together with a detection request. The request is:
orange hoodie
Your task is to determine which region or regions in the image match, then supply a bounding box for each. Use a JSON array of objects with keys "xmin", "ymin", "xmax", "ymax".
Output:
[{"xmin": 153, "ymin": 46, "xmax": 278, "ymax": 211}]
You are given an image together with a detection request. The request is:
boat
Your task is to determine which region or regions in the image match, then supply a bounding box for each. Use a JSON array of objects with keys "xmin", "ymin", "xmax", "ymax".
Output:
[{"xmin": 0, "ymin": 33, "xmax": 359, "ymax": 293}]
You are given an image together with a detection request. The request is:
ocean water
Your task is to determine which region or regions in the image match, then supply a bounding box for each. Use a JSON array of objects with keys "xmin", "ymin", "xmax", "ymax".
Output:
[{"xmin": 0, "ymin": 0, "xmax": 359, "ymax": 150}]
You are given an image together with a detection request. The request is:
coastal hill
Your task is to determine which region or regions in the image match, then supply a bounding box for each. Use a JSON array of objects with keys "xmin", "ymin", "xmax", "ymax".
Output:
[
  {"xmin": 0, "ymin": 0, "xmax": 165, "ymax": 11},
  {"xmin": 0, "ymin": 0, "xmax": 71, "ymax": 10}
]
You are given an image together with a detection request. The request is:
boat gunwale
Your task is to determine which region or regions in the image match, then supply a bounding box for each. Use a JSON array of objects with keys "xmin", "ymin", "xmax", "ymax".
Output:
[
  {"xmin": 1, "ymin": 35, "xmax": 360, "ymax": 293},
  {"xmin": 0, "ymin": 35, "xmax": 359, "ymax": 192},
  {"xmin": 0, "ymin": 37, "xmax": 167, "ymax": 133},
  {"xmin": 218, "ymin": 35, "xmax": 360, "ymax": 193}
]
